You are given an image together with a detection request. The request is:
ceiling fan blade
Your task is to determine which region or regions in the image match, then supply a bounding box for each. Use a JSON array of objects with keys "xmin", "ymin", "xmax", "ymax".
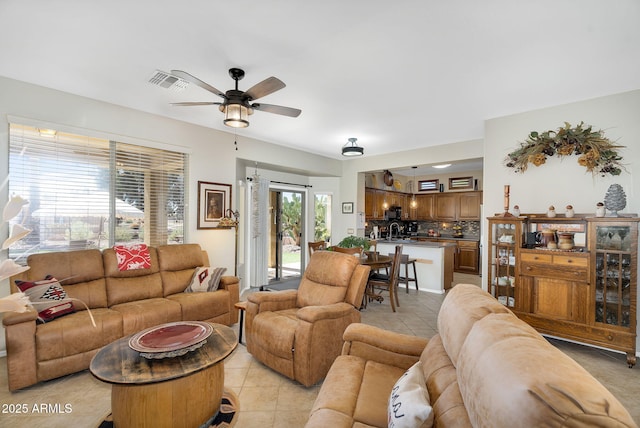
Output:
[
  {"xmin": 244, "ymin": 77, "xmax": 285, "ymax": 101},
  {"xmin": 171, "ymin": 70, "xmax": 226, "ymax": 98},
  {"xmin": 252, "ymin": 103, "xmax": 302, "ymax": 118},
  {"xmin": 170, "ymin": 102, "xmax": 222, "ymax": 106}
]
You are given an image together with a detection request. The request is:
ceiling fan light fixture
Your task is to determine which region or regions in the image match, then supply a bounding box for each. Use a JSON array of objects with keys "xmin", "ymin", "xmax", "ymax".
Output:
[
  {"xmin": 342, "ymin": 137, "xmax": 364, "ymax": 157},
  {"xmin": 223, "ymin": 103, "xmax": 250, "ymax": 128}
]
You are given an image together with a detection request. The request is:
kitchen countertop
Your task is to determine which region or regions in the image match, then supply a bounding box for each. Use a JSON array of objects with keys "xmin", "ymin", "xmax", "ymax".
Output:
[{"xmin": 376, "ymin": 239, "xmax": 457, "ymax": 247}]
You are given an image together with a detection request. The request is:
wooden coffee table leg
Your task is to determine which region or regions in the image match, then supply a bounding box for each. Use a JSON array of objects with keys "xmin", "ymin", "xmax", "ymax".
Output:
[{"xmin": 111, "ymin": 361, "xmax": 224, "ymax": 427}]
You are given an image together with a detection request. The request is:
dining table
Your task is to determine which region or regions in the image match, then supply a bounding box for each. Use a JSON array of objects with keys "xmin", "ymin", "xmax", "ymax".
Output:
[{"xmin": 359, "ymin": 252, "xmax": 393, "ymax": 307}]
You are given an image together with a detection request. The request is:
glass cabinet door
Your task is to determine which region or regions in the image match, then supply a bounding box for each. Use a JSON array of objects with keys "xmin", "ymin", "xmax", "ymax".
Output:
[
  {"xmin": 593, "ymin": 225, "xmax": 634, "ymax": 327},
  {"xmin": 488, "ymin": 219, "xmax": 520, "ymax": 308}
]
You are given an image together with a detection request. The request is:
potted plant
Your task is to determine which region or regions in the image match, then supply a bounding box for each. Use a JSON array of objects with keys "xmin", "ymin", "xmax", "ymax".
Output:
[{"xmin": 335, "ymin": 236, "xmax": 371, "ymax": 251}]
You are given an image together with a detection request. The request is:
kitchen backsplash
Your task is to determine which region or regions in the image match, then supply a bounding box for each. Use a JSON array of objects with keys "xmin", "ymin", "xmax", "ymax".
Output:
[{"xmin": 366, "ymin": 220, "xmax": 480, "ymax": 240}]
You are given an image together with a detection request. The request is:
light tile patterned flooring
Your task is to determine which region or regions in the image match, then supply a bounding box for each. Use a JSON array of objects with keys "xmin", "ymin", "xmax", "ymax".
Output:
[{"xmin": 1, "ymin": 273, "xmax": 639, "ymax": 427}]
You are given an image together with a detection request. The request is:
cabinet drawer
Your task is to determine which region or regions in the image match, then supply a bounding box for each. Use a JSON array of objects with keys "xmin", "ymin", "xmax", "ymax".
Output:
[
  {"xmin": 553, "ymin": 255, "xmax": 588, "ymax": 267},
  {"xmin": 520, "ymin": 253, "xmax": 553, "ymax": 263},
  {"xmin": 520, "ymin": 263, "xmax": 587, "ymax": 281}
]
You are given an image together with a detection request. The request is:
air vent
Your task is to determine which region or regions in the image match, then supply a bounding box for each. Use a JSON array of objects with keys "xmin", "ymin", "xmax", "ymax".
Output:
[{"xmin": 148, "ymin": 70, "xmax": 189, "ymax": 92}]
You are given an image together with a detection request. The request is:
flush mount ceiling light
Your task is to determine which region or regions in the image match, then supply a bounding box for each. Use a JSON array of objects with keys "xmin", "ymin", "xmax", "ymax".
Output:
[
  {"xmin": 432, "ymin": 163, "xmax": 452, "ymax": 169},
  {"xmin": 342, "ymin": 137, "xmax": 364, "ymax": 157}
]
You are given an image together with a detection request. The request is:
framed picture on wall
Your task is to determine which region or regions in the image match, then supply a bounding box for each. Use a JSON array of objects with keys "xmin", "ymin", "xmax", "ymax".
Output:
[
  {"xmin": 198, "ymin": 181, "xmax": 232, "ymax": 229},
  {"xmin": 342, "ymin": 202, "xmax": 354, "ymax": 214}
]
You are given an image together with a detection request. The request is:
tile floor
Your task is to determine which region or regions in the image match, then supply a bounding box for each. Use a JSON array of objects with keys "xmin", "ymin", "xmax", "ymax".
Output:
[{"xmin": 0, "ymin": 273, "xmax": 639, "ymax": 427}]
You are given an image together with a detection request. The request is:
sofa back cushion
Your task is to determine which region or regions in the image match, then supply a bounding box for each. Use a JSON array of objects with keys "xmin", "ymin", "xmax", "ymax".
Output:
[
  {"xmin": 457, "ymin": 312, "xmax": 636, "ymax": 426},
  {"xmin": 103, "ymin": 247, "xmax": 163, "ymax": 306},
  {"xmin": 437, "ymin": 283, "xmax": 509, "ymax": 367},
  {"xmin": 156, "ymin": 244, "xmax": 207, "ymax": 296},
  {"xmin": 296, "ymin": 251, "xmax": 358, "ymax": 307},
  {"xmin": 21, "ymin": 249, "xmax": 108, "ymax": 309}
]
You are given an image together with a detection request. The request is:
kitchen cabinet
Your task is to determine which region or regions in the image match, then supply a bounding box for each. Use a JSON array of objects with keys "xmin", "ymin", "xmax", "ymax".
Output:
[
  {"xmin": 434, "ymin": 191, "xmax": 482, "ymax": 221},
  {"xmin": 366, "ymin": 188, "xmax": 481, "ymax": 221},
  {"xmin": 456, "ymin": 240, "xmax": 480, "ymax": 273},
  {"xmin": 415, "ymin": 194, "xmax": 434, "ymax": 220},
  {"xmin": 434, "ymin": 193, "xmax": 457, "ymax": 220},
  {"xmin": 458, "ymin": 192, "xmax": 482, "ymax": 220},
  {"xmin": 487, "ymin": 214, "xmax": 639, "ymax": 367},
  {"xmin": 365, "ymin": 188, "xmax": 385, "ymax": 219}
]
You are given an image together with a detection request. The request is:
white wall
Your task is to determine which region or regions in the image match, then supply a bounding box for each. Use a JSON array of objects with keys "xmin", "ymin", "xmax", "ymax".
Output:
[{"xmin": 483, "ymin": 89, "xmax": 640, "ymax": 353}]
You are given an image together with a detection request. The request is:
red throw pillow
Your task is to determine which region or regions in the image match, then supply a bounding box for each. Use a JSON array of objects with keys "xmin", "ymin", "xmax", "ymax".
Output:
[
  {"xmin": 14, "ymin": 275, "xmax": 75, "ymax": 322},
  {"xmin": 114, "ymin": 244, "xmax": 152, "ymax": 271}
]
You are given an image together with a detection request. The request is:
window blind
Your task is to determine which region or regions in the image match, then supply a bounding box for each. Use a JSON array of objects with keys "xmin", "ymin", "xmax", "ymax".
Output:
[{"xmin": 8, "ymin": 123, "xmax": 186, "ymax": 260}]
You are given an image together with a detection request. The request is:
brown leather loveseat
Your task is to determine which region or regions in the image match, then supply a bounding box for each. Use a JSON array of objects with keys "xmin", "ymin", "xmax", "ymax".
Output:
[
  {"xmin": 306, "ymin": 283, "xmax": 636, "ymax": 427},
  {"xmin": 3, "ymin": 243, "xmax": 239, "ymax": 391}
]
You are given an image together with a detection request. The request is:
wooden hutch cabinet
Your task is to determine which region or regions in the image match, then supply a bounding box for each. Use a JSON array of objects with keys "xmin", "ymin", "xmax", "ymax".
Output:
[{"xmin": 487, "ymin": 214, "xmax": 639, "ymax": 367}]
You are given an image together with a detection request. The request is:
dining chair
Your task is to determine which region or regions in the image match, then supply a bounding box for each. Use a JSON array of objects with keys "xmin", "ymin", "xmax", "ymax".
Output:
[
  {"xmin": 308, "ymin": 240, "xmax": 327, "ymax": 256},
  {"xmin": 388, "ymin": 252, "xmax": 419, "ymax": 293},
  {"xmin": 367, "ymin": 244, "xmax": 402, "ymax": 312},
  {"xmin": 332, "ymin": 246, "xmax": 364, "ymax": 257}
]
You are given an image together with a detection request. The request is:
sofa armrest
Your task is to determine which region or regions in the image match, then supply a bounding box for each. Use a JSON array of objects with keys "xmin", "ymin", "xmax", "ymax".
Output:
[
  {"xmin": 2, "ymin": 307, "xmax": 39, "ymax": 326},
  {"xmin": 247, "ymin": 290, "xmax": 298, "ymax": 312},
  {"xmin": 296, "ymin": 302, "xmax": 355, "ymax": 323},
  {"xmin": 218, "ymin": 275, "xmax": 240, "ymax": 324},
  {"xmin": 3, "ymin": 309, "xmax": 38, "ymax": 390},
  {"xmin": 342, "ymin": 323, "xmax": 428, "ymax": 370},
  {"xmin": 219, "ymin": 275, "xmax": 239, "ymax": 288}
]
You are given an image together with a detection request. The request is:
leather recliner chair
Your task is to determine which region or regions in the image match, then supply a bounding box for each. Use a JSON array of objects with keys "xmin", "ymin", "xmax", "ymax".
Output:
[{"xmin": 245, "ymin": 251, "xmax": 370, "ymax": 387}]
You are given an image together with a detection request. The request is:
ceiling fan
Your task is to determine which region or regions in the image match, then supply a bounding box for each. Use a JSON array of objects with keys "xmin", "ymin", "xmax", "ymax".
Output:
[{"xmin": 170, "ymin": 68, "xmax": 301, "ymax": 128}]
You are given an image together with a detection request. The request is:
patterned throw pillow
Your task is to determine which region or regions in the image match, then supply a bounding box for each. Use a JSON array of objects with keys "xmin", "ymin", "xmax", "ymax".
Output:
[
  {"xmin": 114, "ymin": 244, "xmax": 152, "ymax": 271},
  {"xmin": 185, "ymin": 267, "xmax": 227, "ymax": 293},
  {"xmin": 388, "ymin": 362, "xmax": 433, "ymax": 428},
  {"xmin": 14, "ymin": 275, "xmax": 75, "ymax": 322}
]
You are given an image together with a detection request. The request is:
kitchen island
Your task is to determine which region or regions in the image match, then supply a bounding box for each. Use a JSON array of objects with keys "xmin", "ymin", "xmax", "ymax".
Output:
[{"xmin": 376, "ymin": 239, "xmax": 456, "ymax": 294}]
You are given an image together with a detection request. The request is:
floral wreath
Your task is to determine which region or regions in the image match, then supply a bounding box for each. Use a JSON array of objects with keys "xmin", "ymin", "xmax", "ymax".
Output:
[{"xmin": 504, "ymin": 122, "xmax": 625, "ymax": 177}]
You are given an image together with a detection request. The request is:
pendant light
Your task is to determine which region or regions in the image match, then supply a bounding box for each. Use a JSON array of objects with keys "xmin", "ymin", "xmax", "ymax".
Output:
[
  {"xmin": 342, "ymin": 137, "xmax": 364, "ymax": 156},
  {"xmin": 410, "ymin": 166, "xmax": 418, "ymax": 208}
]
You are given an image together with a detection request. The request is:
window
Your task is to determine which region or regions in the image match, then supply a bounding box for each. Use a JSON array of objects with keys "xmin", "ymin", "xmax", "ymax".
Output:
[
  {"xmin": 7, "ymin": 123, "xmax": 186, "ymax": 260},
  {"xmin": 314, "ymin": 193, "xmax": 332, "ymax": 242},
  {"xmin": 418, "ymin": 179, "xmax": 439, "ymax": 192}
]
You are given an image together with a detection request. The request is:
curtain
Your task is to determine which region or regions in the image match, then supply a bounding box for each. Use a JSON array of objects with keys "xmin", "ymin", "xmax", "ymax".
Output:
[{"xmin": 250, "ymin": 173, "xmax": 269, "ymax": 288}]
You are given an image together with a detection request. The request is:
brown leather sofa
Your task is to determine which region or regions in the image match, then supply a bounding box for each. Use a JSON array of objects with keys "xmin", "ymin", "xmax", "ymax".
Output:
[
  {"xmin": 245, "ymin": 251, "xmax": 370, "ymax": 387},
  {"xmin": 306, "ymin": 283, "xmax": 636, "ymax": 427},
  {"xmin": 3, "ymin": 243, "xmax": 239, "ymax": 391}
]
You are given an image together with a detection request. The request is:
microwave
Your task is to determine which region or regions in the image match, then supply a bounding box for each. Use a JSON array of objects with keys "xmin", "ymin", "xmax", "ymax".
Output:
[{"xmin": 384, "ymin": 206, "xmax": 402, "ymax": 220}]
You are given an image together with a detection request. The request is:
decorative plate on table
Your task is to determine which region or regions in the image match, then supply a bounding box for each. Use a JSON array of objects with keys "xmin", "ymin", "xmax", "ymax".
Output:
[{"xmin": 128, "ymin": 321, "xmax": 213, "ymax": 359}]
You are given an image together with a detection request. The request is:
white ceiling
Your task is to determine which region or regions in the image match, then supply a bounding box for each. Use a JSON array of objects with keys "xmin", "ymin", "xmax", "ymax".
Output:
[{"xmin": 1, "ymin": 1, "xmax": 639, "ymax": 161}]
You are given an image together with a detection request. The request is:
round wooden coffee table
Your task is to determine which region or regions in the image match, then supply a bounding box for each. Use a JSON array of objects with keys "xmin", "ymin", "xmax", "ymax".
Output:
[{"xmin": 90, "ymin": 322, "xmax": 237, "ymax": 428}]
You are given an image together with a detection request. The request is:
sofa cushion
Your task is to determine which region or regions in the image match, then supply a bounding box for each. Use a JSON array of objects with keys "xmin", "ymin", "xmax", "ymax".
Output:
[
  {"xmin": 185, "ymin": 267, "xmax": 226, "ymax": 292},
  {"xmin": 35, "ymin": 308, "xmax": 123, "ymax": 361},
  {"xmin": 110, "ymin": 297, "xmax": 182, "ymax": 335},
  {"xmin": 167, "ymin": 289, "xmax": 231, "ymax": 321},
  {"xmin": 457, "ymin": 312, "xmax": 636, "ymax": 427},
  {"xmin": 156, "ymin": 244, "xmax": 208, "ymax": 296},
  {"xmin": 251, "ymin": 309, "xmax": 298, "ymax": 359},
  {"xmin": 103, "ymin": 247, "xmax": 163, "ymax": 306},
  {"xmin": 22, "ymin": 249, "xmax": 108, "ymax": 309},
  {"xmin": 437, "ymin": 283, "xmax": 509, "ymax": 368},
  {"xmin": 388, "ymin": 362, "xmax": 433, "ymax": 428},
  {"xmin": 15, "ymin": 276, "xmax": 75, "ymax": 322},
  {"xmin": 355, "ymin": 360, "xmax": 405, "ymax": 427},
  {"xmin": 296, "ymin": 252, "xmax": 358, "ymax": 307},
  {"xmin": 419, "ymin": 334, "xmax": 471, "ymax": 427}
]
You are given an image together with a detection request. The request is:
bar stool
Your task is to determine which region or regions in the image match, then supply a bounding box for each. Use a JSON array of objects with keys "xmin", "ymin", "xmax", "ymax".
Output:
[{"xmin": 389, "ymin": 252, "xmax": 418, "ymax": 293}]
